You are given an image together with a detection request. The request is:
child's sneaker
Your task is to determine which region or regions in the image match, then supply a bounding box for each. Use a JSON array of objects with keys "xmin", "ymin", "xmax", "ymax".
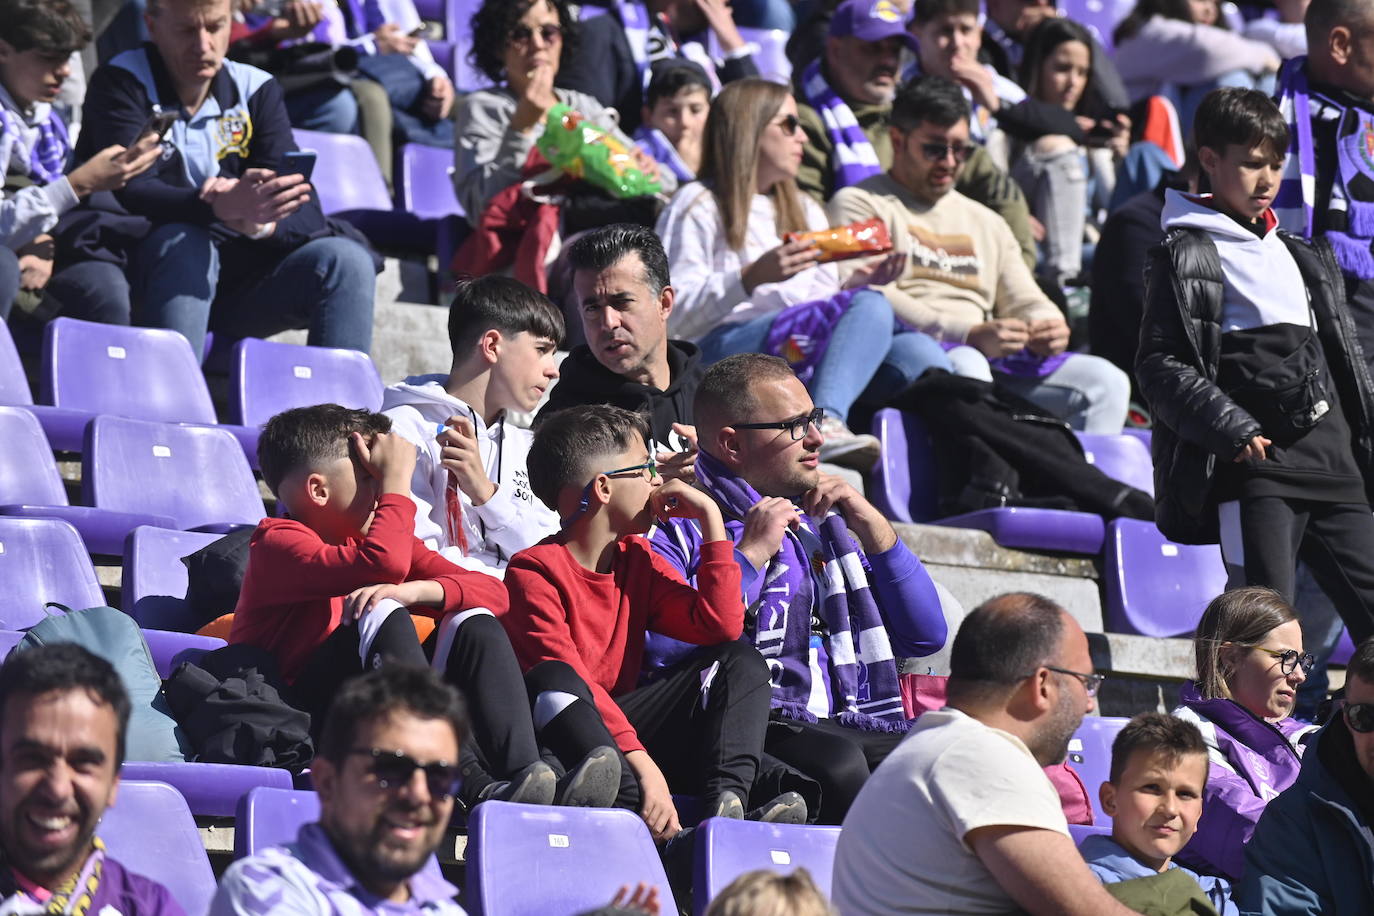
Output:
[{"xmin": 555, "ymin": 745, "xmax": 621, "ymax": 807}]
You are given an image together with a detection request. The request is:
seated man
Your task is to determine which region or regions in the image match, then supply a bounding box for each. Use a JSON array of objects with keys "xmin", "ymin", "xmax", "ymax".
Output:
[
  {"xmin": 75, "ymin": 0, "xmax": 378, "ymax": 361},
  {"xmin": 382, "ymin": 275, "xmax": 562, "ymax": 577},
  {"xmin": 0, "ymin": 644, "xmax": 182, "ymax": 914},
  {"xmin": 796, "ymin": 0, "xmax": 1037, "ymax": 268},
  {"xmin": 832, "ymin": 592, "xmax": 1140, "ymax": 916},
  {"xmin": 651, "ymin": 353, "xmax": 951, "ymax": 825},
  {"xmin": 829, "ymin": 76, "xmax": 1130, "ymax": 433},
  {"xmin": 212, "ymin": 665, "xmax": 468, "ymax": 915}
]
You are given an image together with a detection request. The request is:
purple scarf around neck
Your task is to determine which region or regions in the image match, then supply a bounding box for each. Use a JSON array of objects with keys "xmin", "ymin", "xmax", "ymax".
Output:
[
  {"xmin": 633, "ymin": 126, "xmax": 695, "ymax": 183},
  {"xmin": 695, "ymin": 451, "xmax": 909, "ymax": 732},
  {"xmin": 0, "ymin": 106, "xmax": 68, "ymax": 186},
  {"xmin": 799, "ymin": 59, "xmax": 883, "ymax": 191}
]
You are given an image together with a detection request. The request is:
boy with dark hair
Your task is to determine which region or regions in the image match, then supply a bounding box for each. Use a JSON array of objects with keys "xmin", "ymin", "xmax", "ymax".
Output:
[
  {"xmin": 0, "ymin": 0, "xmax": 160, "ymax": 323},
  {"xmin": 1079, "ymin": 712, "xmax": 1237, "ymax": 914},
  {"xmin": 634, "ymin": 59, "xmax": 712, "ymax": 183},
  {"xmin": 382, "ymin": 274, "xmax": 564, "ymax": 578},
  {"xmin": 236, "ymin": 403, "xmax": 618, "ymax": 809},
  {"xmin": 503, "ymin": 404, "xmax": 800, "ymax": 843},
  {"xmin": 1139, "ymin": 86, "xmax": 1374, "ymax": 644}
]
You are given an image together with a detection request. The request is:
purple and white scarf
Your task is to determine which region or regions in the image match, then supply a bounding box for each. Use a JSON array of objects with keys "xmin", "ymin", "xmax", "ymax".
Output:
[
  {"xmin": 633, "ymin": 126, "xmax": 695, "ymax": 182},
  {"xmin": 800, "ymin": 60, "xmax": 883, "ymax": 191},
  {"xmin": 0, "ymin": 105, "xmax": 69, "ymax": 186},
  {"xmin": 761, "ymin": 288, "xmax": 862, "ymax": 385},
  {"xmin": 695, "ymin": 450, "xmax": 909, "ymax": 732},
  {"xmin": 611, "ymin": 0, "xmax": 721, "ymax": 94}
]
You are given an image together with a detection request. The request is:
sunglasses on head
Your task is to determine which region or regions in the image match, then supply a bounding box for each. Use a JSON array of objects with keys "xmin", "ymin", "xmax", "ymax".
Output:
[
  {"xmin": 349, "ymin": 747, "xmax": 462, "ymax": 799},
  {"xmin": 510, "ymin": 23, "xmax": 562, "ymax": 46}
]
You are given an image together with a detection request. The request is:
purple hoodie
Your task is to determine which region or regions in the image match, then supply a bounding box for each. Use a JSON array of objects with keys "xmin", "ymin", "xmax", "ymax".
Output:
[{"xmin": 1172, "ymin": 680, "xmax": 1317, "ymax": 881}]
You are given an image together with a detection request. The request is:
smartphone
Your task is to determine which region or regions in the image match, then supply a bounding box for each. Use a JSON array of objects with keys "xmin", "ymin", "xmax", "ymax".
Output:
[
  {"xmin": 137, "ymin": 109, "xmax": 178, "ymax": 141},
  {"xmin": 280, "ymin": 149, "xmax": 317, "ymax": 181}
]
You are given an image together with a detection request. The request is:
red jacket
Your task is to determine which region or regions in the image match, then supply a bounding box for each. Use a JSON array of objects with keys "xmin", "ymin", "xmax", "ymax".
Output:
[
  {"xmin": 500, "ymin": 535, "xmax": 743, "ymax": 753},
  {"xmin": 231, "ymin": 493, "xmax": 509, "ymax": 681}
]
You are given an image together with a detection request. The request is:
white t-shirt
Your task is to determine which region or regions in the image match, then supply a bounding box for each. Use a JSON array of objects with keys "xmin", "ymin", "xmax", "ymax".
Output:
[{"xmin": 831, "ymin": 708, "xmax": 1069, "ymax": 916}]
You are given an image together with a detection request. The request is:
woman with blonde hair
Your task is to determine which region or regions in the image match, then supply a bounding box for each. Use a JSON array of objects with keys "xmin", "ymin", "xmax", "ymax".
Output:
[
  {"xmin": 657, "ymin": 78, "xmax": 951, "ymax": 470},
  {"xmin": 1171, "ymin": 586, "xmax": 1318, "ymax": 880}
]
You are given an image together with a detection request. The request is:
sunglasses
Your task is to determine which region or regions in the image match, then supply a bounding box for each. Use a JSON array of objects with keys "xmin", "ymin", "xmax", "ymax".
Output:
[
  {"xmin": 349, "ymin": 747, "xmax": 462, "ymax": 799},
  {"xmin": 734, "ymin": 407, "xmax": 825, "ymax": 442},
  {"xmin": 510, "ymin": 23, "xmax": 562, "ymax": 46},
  {"xmin": 773, "ymin": 114, "xmax": 801, "ymax": 136},
  {"xmin": 1347, "ymin": 702, "xmax": 1374, "ymax": 734},
  {"xmin": 1252, "ymin": 646, "xmax": 1316, "ymax": 677},
  {"xmin": 1045, "ymin": 665, "xmax": 1105, "ymax": 698},
  {"xmin": 919, "ymin": 141, "xmax": 972, "ymax": 163}
]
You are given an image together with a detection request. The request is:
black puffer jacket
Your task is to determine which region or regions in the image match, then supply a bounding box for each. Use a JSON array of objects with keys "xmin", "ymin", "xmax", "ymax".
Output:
[{"xmin": 1137, "ymin": 228, "xmax": 1374, "ymax": 543}]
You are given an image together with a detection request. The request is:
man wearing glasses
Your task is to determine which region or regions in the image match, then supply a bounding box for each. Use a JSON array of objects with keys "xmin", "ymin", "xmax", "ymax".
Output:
[
  {"xmin": 829, "ymin": 75, "xmax": 1131, "ymax": 434},
  {"xmin": 833, "ymin": 592, "xmax": 1140, "ymax": 916},
  {"xmin": 1239, "ymin": 636, "xmax": 1374, "ymax": 914},
  {"xmin": 214, "ymin": 665, "xmax": 468, "ymax": 915}
]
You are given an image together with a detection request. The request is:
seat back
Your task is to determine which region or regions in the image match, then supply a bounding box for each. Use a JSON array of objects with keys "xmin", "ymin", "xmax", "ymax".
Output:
[
  {"xmin": 85, "ymin": 416, "xmax": 264, "ymax": 530},
  {"xmin": 0, "ymin": 406, "xmax": 69, "ymax": 505},
  {"xmin": 735, "ymin": 27, "xmax": 791, "ymax": 84},
  {"xmin": 1068, "ymin": 824, "xmax": 1112, "ymax": 847},
  {"xmin": 230, "ymin": 338, "xmax": 385, "ymax": 427},
  {"xmin": 1103, "ymin": 519, "xmax": 1226, "ymax": 638},
  {"xmin": 0, "ymin": 630, "xmax": 25, "ymax": 659},
  {"xmin": 98, "ymin": 780, "xmax": 217, "ymax": 915},
  {"xmin": 398, "ymin": 142, "xmax": 465, "ymax": 219},
  {"xmin": 41, "ymin": 318, "xmax": 217, "ymax": 424},
  {"xmin": 1075, "ymin": 432, "xmax": 1154, "ymax": 497},
  {"xmin": 293, "ymin": 129, "xmax": 392, "ymax": 213},
  {"xmin": 234, "ymin": 787, "xmax": 322, "ymax": 859},
  {"xmin": 119, "ymin": 762, "xmax": 292, "ymax": 819},
  {"xmin": 0, "ymin": 517, "xmax": 102, "ymax": 627},
  {"xmin": 694, "ymin": 820, "xmax": 842, "ymax": 915},
  {"xmin": 0, "ymin": 320, "xmax": 34, "ymax": 406},
  {"xmin": 467, "ymin": 801, "xmax": 677, "ymax": 916},
  {"xmin": 1067, "ymin": 716, "xmax": 1131, "ymax": 825},
  {"xmin": 869, "ymin": 408, "xmax": 939, "ymax": 523},
  {"xmin": 121, "ymin": 526, "xmax": 227, "ymax": 629},
  {"xmin": 450, "ymin": 0, "xmax": 493, "ymax": 91}
]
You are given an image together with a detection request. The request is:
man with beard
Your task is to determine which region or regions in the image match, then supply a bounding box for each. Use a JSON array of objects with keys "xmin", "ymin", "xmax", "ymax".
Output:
[
  {"xmin": 0, "ymin": 644, "xmax": 182, "ymax": 914},
  {"xmin": 831, "ymin": 593, "xmax": 1142, "ymax": 916},
  {"xmin": 213, "ymin": 666, "xmax": 468, "ymax": 915}
]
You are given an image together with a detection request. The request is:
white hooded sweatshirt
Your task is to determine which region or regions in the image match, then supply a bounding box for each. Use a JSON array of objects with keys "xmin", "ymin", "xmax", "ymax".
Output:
[{"xmin": 382, "ymin": 375, "xmax": 559, "ymax": 578}]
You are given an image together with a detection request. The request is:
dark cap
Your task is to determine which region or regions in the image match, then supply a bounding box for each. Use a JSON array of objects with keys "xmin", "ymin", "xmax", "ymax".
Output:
[{"xmin": 830, "ymin": 0, "xmax": 918, "ymax": 48}]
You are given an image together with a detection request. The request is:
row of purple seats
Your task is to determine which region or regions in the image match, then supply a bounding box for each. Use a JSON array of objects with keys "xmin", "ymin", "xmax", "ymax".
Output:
[
  {"xmin": 1067, "ymin": 715, "xmax": 1130, "ymax": 826},
  {"xmin": 101, "ymin": 781, "xmax": 218, "ymax": 914},
  {"xmin": 123, "ymin": 526, "xmax": 224, "ymax": 631}
]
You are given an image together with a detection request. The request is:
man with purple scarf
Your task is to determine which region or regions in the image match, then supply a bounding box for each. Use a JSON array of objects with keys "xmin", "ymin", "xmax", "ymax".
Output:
[
  {"xmin": 0, "ymin": 644, "xmax": 183, "ymax": 915},
  {"xmin": 649, "ymin": 353, "xmax": 952, "ymax": 825}
]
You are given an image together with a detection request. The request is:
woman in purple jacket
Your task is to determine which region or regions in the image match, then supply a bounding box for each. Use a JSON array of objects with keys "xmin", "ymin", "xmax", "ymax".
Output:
[{"xmin": 1172, "ymin": 587, "xmax": 1318, "ymax": 881}]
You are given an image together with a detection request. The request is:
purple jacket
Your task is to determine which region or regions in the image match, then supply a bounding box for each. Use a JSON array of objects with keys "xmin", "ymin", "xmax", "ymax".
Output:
[
  {"xmin": 1173, "ymin": 681, "xmax": 1317, "ymax": 881},
  {"xmin": 0, "ymin": 855, "xmax": 185, "ymax": 916}
]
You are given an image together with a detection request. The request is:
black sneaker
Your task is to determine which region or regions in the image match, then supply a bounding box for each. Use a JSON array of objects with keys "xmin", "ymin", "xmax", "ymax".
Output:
[
  {"xmin": 747, "ymin": 791, "xmax": 808, "ymax": 824},
  {"xmin": 555, "ymin": 746, "xmax": 621, "ymax": 807},
  {"xmin": 704, "ymin": 789, "xmax": 746, "ymax": 820},
  {"xmin": 478, "ymin": 760, "xmax": 556, "ymax": 806}
]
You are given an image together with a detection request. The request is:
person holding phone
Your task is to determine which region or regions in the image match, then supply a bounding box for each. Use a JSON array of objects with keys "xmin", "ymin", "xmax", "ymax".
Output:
[
  {"xmin": 73, "ymin": 0, "xmax": 379, "ymax": 360},
  {"xmin": 0, "ymin": 0, "xmax": 162, "ymax": 327}
]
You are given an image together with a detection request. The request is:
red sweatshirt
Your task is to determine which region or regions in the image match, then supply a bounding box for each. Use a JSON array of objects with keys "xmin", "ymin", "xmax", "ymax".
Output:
[
  {"xmin": 231, "ymin": 493, "xmax": 509, "ymax": 681},
  {"xmin": 500, "ymin": 535, "xmax": 743, "ymax": 754}
]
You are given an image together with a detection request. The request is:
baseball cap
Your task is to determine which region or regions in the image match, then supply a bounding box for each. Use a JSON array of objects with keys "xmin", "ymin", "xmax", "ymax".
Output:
[{"xmin": 829, "ymin": 0, "xmax": 919, "ymax": 48}]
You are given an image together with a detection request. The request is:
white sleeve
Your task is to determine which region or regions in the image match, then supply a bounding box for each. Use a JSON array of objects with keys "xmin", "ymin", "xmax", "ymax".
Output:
[
  {"xmin": 1242, "ymin": 19, "xmax": 1307, "ymax": 59},
  {"xmin": 658, "ymin": 186, "xmax": 750, "ymax": 341},
  {"xmin": 382, "ymin": 407, "xmax": 451, "ymax": 550},
  {"xmin": 0, "ymin": 178, "xmax": 78, "ymax": 249}
]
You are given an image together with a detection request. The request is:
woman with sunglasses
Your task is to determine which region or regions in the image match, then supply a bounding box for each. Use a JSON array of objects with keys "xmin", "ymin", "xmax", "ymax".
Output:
[
  {"xmin": 656, "ymin": 78, "xmax": 953, "ymax": 471},
  {"xmin": 1171, "ymin": 587, "xmax": 1319, "ymax": 881}
]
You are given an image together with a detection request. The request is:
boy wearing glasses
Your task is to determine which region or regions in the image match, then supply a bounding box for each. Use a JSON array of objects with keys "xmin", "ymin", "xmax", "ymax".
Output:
[{"xmin": 504, "ymin": 404, "xmax": 800, "ymax": 844}]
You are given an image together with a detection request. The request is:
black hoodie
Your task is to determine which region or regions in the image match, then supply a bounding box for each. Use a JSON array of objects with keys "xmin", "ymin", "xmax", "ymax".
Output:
[{"xmin": 537, "ymin": 339, "xmax": 704, "ymax": 449}]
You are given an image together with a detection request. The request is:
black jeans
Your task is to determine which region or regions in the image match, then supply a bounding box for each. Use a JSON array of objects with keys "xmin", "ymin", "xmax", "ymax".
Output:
[
  {"xmin": 289, "ymin": 608, "xmax": 427, "ymax": 729},
  {"xmin": 764, "ymin": 715, "xmax": 905, "ymax": 824},
  {"xmin": 524, "ymin": 641, "xmax": 773, "ymax": 810}
]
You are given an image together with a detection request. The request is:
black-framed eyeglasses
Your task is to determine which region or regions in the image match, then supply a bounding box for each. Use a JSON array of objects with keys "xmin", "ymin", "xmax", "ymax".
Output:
[
  {"xmin": 773, "ymin": 114, "xmax": 801, "ymax": 136},
  {"xmin": 919, "ymin": 141, "xmax": 972, "ymax": 163},
  {"xmin": 348, "ymin": 748, "xmax": 462, "ymax": 799},
  {"xmin": 510, "ymin": 23, "xmax": 562, "ymax": 46},
  {"xmin": 1251, "ymin": 646, "xmax": 1316, "ymax": 677},
  {"xmin": 1346, "ymin": 702, "xmax": 1374, "ymax": 733},
  {"xmin": 1044, "ymin": 665, "xmax": 1105, "ymax": 698},
  {"xmin": 733, "ymin": 407, "xmax": 825, "ymax": 441}
]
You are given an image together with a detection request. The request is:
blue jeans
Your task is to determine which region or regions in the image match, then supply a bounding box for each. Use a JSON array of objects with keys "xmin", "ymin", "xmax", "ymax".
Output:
[
  {"xmin": 0, "ymin": 247, "xmax": 19, "ymax": 322},
  {"xmin": 285, "ymin": 83, "xmax": 360, "ymax": 134},
  {"xmin": 948, "ymin": 346, "xmax": 1130, "ymax": 433},
  {"xmin": 134, "ymin": 223, "xmax": 376, "ymax": 360},
  {"xmin": 47, "ymin": 261, "xmax": 132, "ymax": 324},
  {"xmin": 698, "ymin": 290, "xmax": 952, "ymax": 422}
]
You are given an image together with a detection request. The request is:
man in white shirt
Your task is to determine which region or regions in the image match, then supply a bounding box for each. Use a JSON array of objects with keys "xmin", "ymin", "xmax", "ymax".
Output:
[{"xmin": 832, "ymin": 592, "xmax": 1143, "ymax": 916}]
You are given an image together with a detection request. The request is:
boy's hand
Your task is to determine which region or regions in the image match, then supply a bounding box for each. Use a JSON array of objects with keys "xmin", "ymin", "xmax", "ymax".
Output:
[
  {"xmin": 737, "ymin": 497, "xmax": 802, "ymax": 571},
  {"xmin": 437, "ymin": 417, "xmax": 496, "ymax": 505},
  {"xmin": 626, "ymin": 750, "xmax": 681, "ymax": 842},
  {"xmin": 606, "ymin": 884, "xmax": 660, "ymax": 915},
  {"xmin": 651, "ymin": 478, "xmax": 713, "ymax": 522},
  {"xmin": 1235, "ymin": 434, "xmax": 1272, "ymax": 462},
  {"xmin": 341, "ymin": 580, "xmax": 443, "ymax": 624},
  {"xmin": 351, "ymin": 431, "xmax": 417, "ymax": 493}
]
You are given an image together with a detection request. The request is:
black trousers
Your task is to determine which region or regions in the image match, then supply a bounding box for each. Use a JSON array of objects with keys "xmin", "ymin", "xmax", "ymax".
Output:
[
  {"xmin": 289, "ymin": 607, "xmax": 427, "ymax": 729},
  {"xmin": 524, "ymin": 641, "xmax": 773, "ymax": 810},
  {"xmin": 1220, "ymin": 497, "xmax": 1374, "ymax": 643},
  {"xmin": 763, "ymin": 715, "xmax": 905, "ymax": 825}
]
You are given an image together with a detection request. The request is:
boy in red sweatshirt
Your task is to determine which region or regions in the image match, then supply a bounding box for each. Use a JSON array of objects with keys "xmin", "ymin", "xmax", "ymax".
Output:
[
  {"xmin": 503, "ymin": 404, "xmax": 796, "ymax": 843},
  {"xmin": 234, "ymin": 404, "xmax": 619, "ymax": 808}
]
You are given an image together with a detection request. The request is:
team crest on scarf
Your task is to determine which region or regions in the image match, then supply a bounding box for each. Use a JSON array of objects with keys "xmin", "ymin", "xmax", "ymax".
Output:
[
  {"xmin": 1362, "ymin": 120, "xmax": 1374, "ymax": 172},
  {"xmin": 215, "ymin": 110, "xmax": 252, "ymax": 160}
]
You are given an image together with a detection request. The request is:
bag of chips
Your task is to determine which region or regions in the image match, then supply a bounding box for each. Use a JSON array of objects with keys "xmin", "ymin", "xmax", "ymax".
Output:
[
  {"xmin": 784, "ymin": 218, "xmax": 893, "ymax": 263},
  {"xmin": 536, "ymin": 104, "xmax": 662, "ymax": 199}
]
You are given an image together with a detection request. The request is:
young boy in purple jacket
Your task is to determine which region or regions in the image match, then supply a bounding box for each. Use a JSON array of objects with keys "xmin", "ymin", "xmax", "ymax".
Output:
[{"xmin": 649, "ymin": 353, "xmax": 950, "ymax": 824}]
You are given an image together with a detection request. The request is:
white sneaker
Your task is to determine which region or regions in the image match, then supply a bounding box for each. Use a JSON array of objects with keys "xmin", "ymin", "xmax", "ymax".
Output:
[{"xmin": 817, "ymin": 416, "xmax": 881, "ymax": 471}]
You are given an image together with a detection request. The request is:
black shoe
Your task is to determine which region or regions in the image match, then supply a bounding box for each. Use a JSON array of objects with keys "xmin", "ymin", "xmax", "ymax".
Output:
[
  {"xmin": 747, "ymin": 791, "xmax": 808, "ymax": 824},
  {"xmin": 705, "ymin": 789, "xmax": 745, "ymax": 820},
  {"xmin": 478, "ymin": 760, "xmax": 556, "ymax": 806},
  {"xmin": 555, "ymin": 746, "xmax": 621, "ymax": 807}
]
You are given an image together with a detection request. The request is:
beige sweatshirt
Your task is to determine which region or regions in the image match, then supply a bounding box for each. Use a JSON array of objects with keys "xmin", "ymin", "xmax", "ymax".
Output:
[{"xmin": 828, "ymin": 172, "xmax": 1060, "ymax": 342}]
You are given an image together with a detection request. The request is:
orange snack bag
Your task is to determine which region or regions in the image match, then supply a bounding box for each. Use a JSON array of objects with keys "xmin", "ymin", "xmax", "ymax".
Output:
[{"xmin": 784, "ymin": 218, "xmax": 892, "ymax": 263}]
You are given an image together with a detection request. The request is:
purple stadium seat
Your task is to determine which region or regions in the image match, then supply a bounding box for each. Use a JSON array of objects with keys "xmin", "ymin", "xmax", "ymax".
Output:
[
  {"xmin": 0, "ymin": 407, "xmax": 178, "ymax": 554},
  {"xmin": 83, "ymin": 416, "xmax": 265, "ymax": 532},
  {"xmin": 0, "ymin": 320, "xmax": 109, "ymax": 451},
  {"xmin": 1059, "ymin": 0, "xmax": 1135, "ymax": 51},
  {"xmin": 451, "ymin": 0, "xmax": 493, "ymax": 92},
  {"xmin": 1123, "ymin": 427, "xmax": 1152, "ymax": 450},
  {"xmin": 0, "ymin": 630, "xmax": 24, "ymax": 659},
  {"xmin": 294, "ymin": 129, "xmax": 392, "ymax": 214},
  {"xmin": 693, "ymin": 820, "xmax": 841, "ymax": 915},
  {"xmin": 735, "ymin": 27, "xmax": 792, "ymax": 84},
  {"xmin": 0, "ymin": 517, "xmax": 102, "ymax": 628},
  {"xmin": 937, "ymin": 508, "xmax": 1107, "ymax": 554},
  {"xmin": 231, "ymin": 338, "xmax": 384, "ymax": 428},
  {"xmin": 1103, "ymin": 519, "xmax": 1226, "ymax": 638},
  {"xmin": 1069, "ymin": 824, "xmax": 1112, "ymax": 846},
  {"xmin": 140, "ymin": 628, "xmax": 227, "ymax": 678},
  {"xmin": 467, "ymin": 801, "xmax": 677, "ymax": 916},
  {"xmin": 1330, "ymin": 628, "xmax": 1357, "ymax": 666},
  {"xmin": 123, "ymin": 761, "xmax": 293, "ymax": 819},
  {"xmin": 398, "ymin": 142, "xmax": 464, "ymax": 219},
  {"xmin": 234, "ymin": 787, "xmax": 323, "ymax": 858},
  {"xmin": 98, "ymin": 780, "xmax": 217, "ymax": 914},
  {"xmin": 1076, "ymin": 432, "xmax": 1154, "ymax": 498},
  {"xmin": 1067, "ymin": 716, "xmax": 1130, "ymax": 825},
  {"xmin": 122, "ymin": 526, "xmax": 228, "ymax": 631}
]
